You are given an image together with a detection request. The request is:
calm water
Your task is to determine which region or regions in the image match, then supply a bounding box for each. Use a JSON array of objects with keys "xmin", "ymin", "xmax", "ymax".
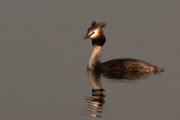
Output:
[{"xmin": 0, "ymin": 1, "xmax": 180, "ymax": 120}]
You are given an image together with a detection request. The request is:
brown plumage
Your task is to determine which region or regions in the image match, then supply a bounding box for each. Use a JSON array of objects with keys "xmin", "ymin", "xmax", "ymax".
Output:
[
  {"xmin": 99, "ymin": 58, "xmax": 164, "ymax": 73},
  {"xmin": 83, "ymin": 21, "xmax": 164, "ymax": 73}
]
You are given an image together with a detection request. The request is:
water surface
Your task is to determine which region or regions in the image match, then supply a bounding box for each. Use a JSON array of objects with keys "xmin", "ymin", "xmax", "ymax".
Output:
[{"xmin": 0, "ymin": 1, "xmax": 180, "ymax": 120}]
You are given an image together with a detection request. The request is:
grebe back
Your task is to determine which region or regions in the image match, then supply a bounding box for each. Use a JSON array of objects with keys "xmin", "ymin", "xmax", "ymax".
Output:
[{"xmin": 83, "ymin": 21, "xmax": 164, "ymax": 73}]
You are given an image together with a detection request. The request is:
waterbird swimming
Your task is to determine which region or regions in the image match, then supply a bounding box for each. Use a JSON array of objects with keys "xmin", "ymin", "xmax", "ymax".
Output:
[{"xmin": 83, "ymin": 21, "xmax": 164, "ymax": 73}]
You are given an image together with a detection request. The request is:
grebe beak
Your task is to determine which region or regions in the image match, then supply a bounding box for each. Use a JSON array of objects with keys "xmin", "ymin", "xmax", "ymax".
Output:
[{"xmin": 83, "ymin": 35, "xmax": 90, "ymax": 40}]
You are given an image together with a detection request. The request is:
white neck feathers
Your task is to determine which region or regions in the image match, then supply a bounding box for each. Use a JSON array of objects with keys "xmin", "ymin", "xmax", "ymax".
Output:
[{"xmin": 88, "ymin": 45, "xmax": 102, "ymax": 69}]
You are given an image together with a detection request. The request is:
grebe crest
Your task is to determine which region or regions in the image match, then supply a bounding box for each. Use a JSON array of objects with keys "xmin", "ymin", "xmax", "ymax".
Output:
[{"xmin": 83, "ymin": 21, "xmax": 164, "ymax": 73}]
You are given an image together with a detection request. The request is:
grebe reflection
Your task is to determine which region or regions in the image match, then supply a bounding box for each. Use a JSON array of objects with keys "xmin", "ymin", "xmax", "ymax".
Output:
[
  {"xmin": 81, "ymin": 67, "xmax": 162, "ymax": 118},
  {"xmin": 81, "ymin": 70, "xmax": 105, "ymax": 118}
]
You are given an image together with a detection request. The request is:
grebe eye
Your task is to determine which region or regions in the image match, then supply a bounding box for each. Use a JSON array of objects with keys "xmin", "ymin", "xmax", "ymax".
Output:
[{"xmin": 88, "ymin": 32, "xmax": 94, "ymax": 37}]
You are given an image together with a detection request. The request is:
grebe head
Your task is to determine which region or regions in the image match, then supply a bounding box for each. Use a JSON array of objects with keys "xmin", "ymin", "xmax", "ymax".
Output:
[{"xmin": 83, "ymin": 21, "xmax": 107, "ymax": 40}]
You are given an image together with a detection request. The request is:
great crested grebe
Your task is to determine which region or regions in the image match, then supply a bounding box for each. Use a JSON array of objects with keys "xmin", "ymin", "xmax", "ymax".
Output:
[{"xmin": 83, "ymin": 21, "xmax": 164, "ymax": 73}]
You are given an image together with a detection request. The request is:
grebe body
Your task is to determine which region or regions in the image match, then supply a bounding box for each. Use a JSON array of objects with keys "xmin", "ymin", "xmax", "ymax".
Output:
[{"xmin": 83, "ymin": 21, "xmax": 164, "ymax": 73}]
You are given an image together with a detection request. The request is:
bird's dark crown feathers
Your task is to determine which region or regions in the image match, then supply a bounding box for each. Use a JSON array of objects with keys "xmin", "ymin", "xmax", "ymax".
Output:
[{"xmin": 86, "ymin": 21, "xmax": 107, "ymax": 34}]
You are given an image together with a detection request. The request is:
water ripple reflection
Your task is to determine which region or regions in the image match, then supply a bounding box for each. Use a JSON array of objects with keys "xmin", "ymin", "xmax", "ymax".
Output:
[{"xmin": 81, "ymin": 69, "xmax": 163, "ymax": 118}]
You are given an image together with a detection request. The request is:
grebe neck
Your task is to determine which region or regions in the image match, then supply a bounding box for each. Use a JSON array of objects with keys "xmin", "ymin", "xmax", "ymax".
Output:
[{"xmin": 88, "ymin": 45, "xmax": 103, "ymax": 70}]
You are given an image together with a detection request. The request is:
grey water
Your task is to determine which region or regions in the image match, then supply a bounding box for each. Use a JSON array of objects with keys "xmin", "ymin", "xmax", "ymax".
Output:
[{"xmin": 0, "ymin": 1, "xmax": 180, "ymax": 120}]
